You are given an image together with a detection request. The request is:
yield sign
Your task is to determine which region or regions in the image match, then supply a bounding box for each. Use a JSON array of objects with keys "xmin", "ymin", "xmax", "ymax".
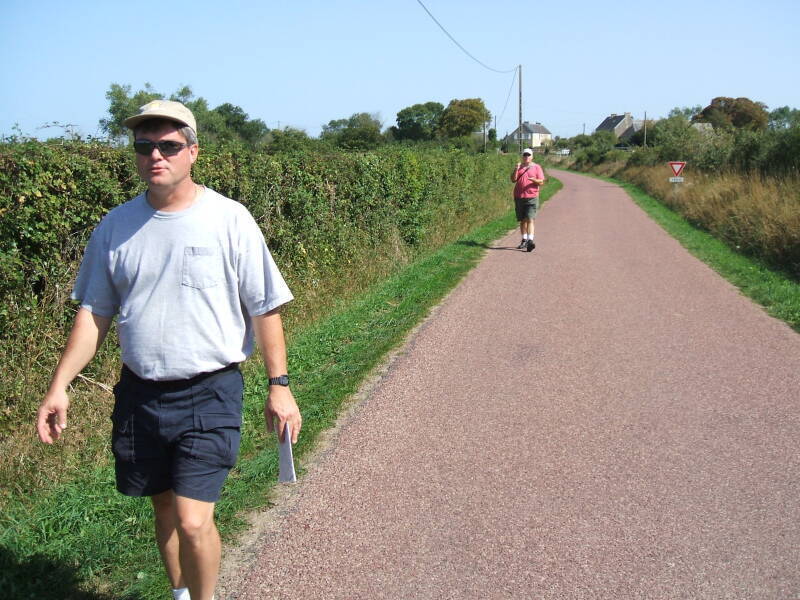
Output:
[{"xmin": 669, "ymin": 161, "xmax": 686, "ymax": 177}]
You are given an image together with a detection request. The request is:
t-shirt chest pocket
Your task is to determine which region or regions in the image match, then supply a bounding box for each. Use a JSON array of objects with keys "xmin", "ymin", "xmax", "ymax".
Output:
[{"xmin": 182, "ymin": 246, "xmax": 224, "ymax": 289}]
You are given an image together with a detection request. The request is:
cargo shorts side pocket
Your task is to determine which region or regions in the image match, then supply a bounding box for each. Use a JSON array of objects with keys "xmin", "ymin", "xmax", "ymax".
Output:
[
  {"xmin": 111, "ymin": 381, "xmax": 135, "ymax": 462},
  {"xmin": 192, "ymin": 414, "xmax": 242, "ymax": 468}
]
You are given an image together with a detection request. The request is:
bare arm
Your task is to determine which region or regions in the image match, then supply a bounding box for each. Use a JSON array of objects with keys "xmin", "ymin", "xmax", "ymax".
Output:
[
  {"xmin": 252, "ymin": 308, "xmax": 302, "ymax": 443},
  {"xmin": 510, "ymin": 163, "xmax": 521, "ymax": 182},
  {"xmin": 36, "ymin": 307, "xmax": 112, "ymax": 443}
]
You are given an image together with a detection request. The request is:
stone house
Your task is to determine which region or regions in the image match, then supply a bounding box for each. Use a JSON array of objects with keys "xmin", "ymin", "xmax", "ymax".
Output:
[
  {"xmin": 503, "ymin": 121, "xmax": 553, "ymax": 148},
  {"xmin": 595, "ymin": 112, "xmax": 642, "ymax": 141}
]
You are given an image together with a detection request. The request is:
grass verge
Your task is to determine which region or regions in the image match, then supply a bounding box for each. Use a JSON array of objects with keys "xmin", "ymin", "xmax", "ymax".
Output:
[{"xmin": 0, "ymin": 177, "xmax": 562, "ymax": 599}]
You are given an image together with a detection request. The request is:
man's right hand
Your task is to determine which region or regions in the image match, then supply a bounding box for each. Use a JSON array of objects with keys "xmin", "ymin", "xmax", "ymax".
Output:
[
  {"xmin": 515, "ymin": 162, "xmax": 521, "ymax": 169},
  {"xmin": 37, "ymin": 388, "xmax": 70, "ymax": 444}
]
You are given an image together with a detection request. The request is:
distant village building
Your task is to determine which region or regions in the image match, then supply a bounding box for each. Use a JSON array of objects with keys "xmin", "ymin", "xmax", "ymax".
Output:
[
  {"xmin": 503, "ymin": 121, "xmax": 553, "ymax": 148},
  {"xmin": 595, "ymin": 112, "xmax": 643, "ymax": 141}
]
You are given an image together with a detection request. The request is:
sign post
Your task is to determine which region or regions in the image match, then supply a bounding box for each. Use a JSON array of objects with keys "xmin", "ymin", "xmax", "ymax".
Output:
[{"xmin": 669, "ymin": 161, "xmax": 686, "ymax": 183}]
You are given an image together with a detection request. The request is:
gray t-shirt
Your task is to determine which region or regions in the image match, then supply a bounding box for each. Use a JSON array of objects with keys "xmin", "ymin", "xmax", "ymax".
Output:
[{"xmin": 72, "ymin": 188, "xmax": 293, "ymax": 380}]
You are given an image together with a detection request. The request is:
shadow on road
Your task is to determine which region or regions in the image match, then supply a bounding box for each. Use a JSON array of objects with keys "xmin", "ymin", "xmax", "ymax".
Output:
[
  {"xmin": 487, "ymin": 245, "xmax": 526, "ymax": 252},
  {"xmin": 456, "ymin": 240, "xmax": 524, "ymax": 252},
  {"xmin": 0, "ymin": 546, "xmax": 127, "ymax": 600}
]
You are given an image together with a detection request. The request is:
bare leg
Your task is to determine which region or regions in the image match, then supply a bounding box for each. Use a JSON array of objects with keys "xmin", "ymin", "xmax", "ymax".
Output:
[
  {"xmin": 151, "ymin": 490, "xmax": 185, "ymax": 589},
  {"xmin": 521, "ymin": 218, "xmax": 534, "ymax": 236},
  {"xmin": 175, "ymin": 495, "xmax": 220, "ymax": 600}
]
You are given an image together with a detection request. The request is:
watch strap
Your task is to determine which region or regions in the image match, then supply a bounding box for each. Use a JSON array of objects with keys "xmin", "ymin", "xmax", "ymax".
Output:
[{"xmin": 268, "ymin": 374, "xmax": 290, "ymax": 386}]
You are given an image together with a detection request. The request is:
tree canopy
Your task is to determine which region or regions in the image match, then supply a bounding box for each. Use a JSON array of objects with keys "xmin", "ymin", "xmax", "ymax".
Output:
[
  {"xmin": 768, "ymin": 106, "xmax": 800, "ymax": 130},
  {"xmin": 438, "ymin": 98, "xmax": 491, "ymax": 138},
  {"xmin": 321, "ymin": 112, "xmax": 383, "ymax": 150},
  {"xmin": 394, "ymin": 102, "xmax": 444, "ymax": 141},
  {"xmin": 99, "ymin": 83, "xmax": 268, "ymax": 146},
  {"xmin": 693, "ymin": 97, "xmax": 769, "ymax": 131},
  {"xmin": 668, "ymin": 105, "xmax": 703, "ymax": 120}
]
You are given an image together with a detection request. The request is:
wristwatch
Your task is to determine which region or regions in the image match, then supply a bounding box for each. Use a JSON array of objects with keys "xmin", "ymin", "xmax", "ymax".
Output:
[{"xmin": 268, "ymin": 374, "xmax": 290, "ymax": 386}]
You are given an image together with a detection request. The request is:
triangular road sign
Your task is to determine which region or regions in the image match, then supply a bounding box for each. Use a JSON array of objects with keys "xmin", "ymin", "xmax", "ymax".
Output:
[{"xmin": 669, "ymin": 161, "xmax": 686, "ymax": 177}]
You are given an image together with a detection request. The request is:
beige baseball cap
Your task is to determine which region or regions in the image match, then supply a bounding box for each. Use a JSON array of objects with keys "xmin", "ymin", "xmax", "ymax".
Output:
[
  {"xmin": 522, "ymin": 148, "xmax": 533, "ymax": 155},
  {"xmin": 123, "ymin": 100, "xmax": 197, "ymax": 133}
]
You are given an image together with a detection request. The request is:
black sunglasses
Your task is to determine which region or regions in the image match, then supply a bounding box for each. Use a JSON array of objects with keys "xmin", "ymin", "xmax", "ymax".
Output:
[{"xmin": 133, "ymin": 139, "xmax": 189, "ymax": 156}]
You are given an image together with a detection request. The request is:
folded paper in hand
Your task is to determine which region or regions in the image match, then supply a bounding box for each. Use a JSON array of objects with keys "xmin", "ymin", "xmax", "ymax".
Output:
[{"xmin": 278, "ymin": 423, "xmax": 296, "ymax": 483}]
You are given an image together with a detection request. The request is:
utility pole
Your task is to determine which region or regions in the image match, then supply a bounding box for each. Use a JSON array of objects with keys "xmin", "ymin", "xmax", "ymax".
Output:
[
  {"xmin": 518, "ymin": 64, "xmax": 523, "ymax": 153},
  {"xmin": 643, "ymin": 110, "xmax": 647, "ymax": 148}
]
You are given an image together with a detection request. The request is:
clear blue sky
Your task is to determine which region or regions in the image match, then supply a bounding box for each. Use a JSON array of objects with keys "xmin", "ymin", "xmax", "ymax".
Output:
[{"xmin": 1, "ymin": 0, "xmax": 798, "ymax": 141}]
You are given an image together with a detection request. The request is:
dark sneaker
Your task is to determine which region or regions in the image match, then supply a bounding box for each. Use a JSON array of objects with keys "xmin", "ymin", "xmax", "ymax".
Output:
[
  {"xmin": 526, "ymin": 239, "xmax": 535, "ymax": 252},
  {"xmin": 517, "ymin": 239, "xmax": 527, "ymax": 249}
]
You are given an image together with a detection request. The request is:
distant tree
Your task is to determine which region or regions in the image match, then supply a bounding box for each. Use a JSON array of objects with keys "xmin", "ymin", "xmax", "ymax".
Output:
[
  {"xmin": 266, "ymin": 127, "xmax": 312, "ymax": 153},
  {"xmin": 99, "ymin": 83, "xmax": 269, "ymax": 146},
  {"xmin": 668, "ymin": 105, "xmax": 703, "ymax": 120},
  {"xmin": 212, "ymin": 102, "xmax": 268, "ymax": 145},
  {"xmin": 768, "ymin": 106, "xmax": 800, "ymax": 130},
  {"xmin": 627, "ymin": 120, "xmax": 658, "ymax": 146},
  {"xmin": 648, "ymin": 115, "xmax": 702, "ymax": 159},
  {"xmin": 693, "ymin": 97, "xmax": 769, "ymax": 131},
  {"xmin": 590, "ymin": 130, "xmax": 616, "ymax": 151},
  {"xmin": 321, "ymin": 112, "xmax": 383, "ymax": 150},
  {"xmin": 487, "ymin": 128, "xmax": 497, "ymax": 142},
  {"xmin": 395, "ymin": 101, "xmax": 444, "ymax": 141},
  {"xmin": 569, "ymin": 134, "xmax": 594, "ymax": 149},
  {"xmin": 100, "ymin": 83, "xmax": 161, "ymax": 140},
  {"xmin": 321, "ymin": 118, "xmax": 350, "ymax": 139},
  {"xmin": 438, "ymin": 98, "xmax": 491, "ymax": 138}
]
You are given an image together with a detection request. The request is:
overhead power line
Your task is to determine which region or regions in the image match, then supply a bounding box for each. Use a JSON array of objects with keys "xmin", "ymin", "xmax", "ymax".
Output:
[
  {"xmin": 416, "ymin": 0, "xmax": 516, "ymax": 74},
  {"xmin": 496, "ymin": 68, "xmax": 518, "ymax": 128}
]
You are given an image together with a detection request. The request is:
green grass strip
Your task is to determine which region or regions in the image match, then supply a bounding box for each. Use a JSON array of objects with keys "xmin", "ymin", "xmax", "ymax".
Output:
[
  {"xmin": 1, "ymin": 177, "xmax": 562, "ymax": 600},
  {"xmin": 613, "ymin": 176, "xmax": 800, "ymax": 332}
]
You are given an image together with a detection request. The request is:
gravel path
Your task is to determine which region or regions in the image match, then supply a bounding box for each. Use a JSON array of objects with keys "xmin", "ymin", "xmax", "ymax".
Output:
[{"xmin": 220, "ymin": 169, "xmax": 800, "ymax": 599}]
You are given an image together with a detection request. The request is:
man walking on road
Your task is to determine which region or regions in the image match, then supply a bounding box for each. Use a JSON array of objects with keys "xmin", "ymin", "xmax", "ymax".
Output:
[
  {"xmin": 511, "ymin": 148, "xmax": 545, "ymax": 252},
  {"xmin": 35, "ymin": 100, "xmax": 302, "ymax": 600}
]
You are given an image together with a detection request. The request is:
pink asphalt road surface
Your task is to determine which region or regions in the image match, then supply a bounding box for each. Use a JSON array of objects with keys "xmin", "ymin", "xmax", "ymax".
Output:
[{"xmin": 220, "ymin": 169, "xmax": 800, "ymax": 599}]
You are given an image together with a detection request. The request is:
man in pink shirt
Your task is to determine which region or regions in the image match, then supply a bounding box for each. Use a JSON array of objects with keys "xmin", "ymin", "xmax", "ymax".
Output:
[{"xmin": 510, "ymin": 148, "xmax": 545, "ymax": 252}]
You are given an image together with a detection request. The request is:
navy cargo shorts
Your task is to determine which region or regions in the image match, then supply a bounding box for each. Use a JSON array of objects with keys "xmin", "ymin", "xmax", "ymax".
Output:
[{"xmin": 111, "ymin": 363, "xmax": 244, "ymax": 503}]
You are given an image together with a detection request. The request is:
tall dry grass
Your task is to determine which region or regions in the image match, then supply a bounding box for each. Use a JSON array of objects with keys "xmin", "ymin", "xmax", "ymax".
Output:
[{"xmin": 621, "ymin": 166, "xmax": 800, "ymax": 277}]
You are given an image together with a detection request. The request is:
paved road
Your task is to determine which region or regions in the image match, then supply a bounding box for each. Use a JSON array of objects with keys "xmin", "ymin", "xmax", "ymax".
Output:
[{"xmin": 221, "ymin": 169, "xmax": 800, "ymax": 599}]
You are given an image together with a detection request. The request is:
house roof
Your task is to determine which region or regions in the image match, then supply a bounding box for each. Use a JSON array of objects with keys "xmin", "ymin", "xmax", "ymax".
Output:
[
  {"xmin": 502, "ymin": 121, "xmax": 553, "ymax": 143},
  {"xmin": 595, "ymin": 114, "xmax": 627, "ymax": 132},
  {"xmin": 522, "ymin": 121, "xmax": 551, "ymax": 135}
]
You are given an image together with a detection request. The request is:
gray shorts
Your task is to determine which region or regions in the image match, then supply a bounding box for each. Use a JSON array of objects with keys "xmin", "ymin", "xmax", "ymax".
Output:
[
  {"xmin": 514, "ymin": 197, "xmax": 539, "ymax": 221},
  {"xmin": 111, "ymin": 364, "xmax": 243, "ymax": 503}
]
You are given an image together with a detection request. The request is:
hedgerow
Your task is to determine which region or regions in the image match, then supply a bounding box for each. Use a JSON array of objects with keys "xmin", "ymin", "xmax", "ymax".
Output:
[{"xmin": 0, "ymin": 139, "xmax": 513, "ymax": 499}]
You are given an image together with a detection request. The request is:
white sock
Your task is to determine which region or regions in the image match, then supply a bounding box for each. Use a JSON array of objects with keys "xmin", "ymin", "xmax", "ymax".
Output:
[
  {"xmin": 522, "ymin": 234, "xmax": 528, "ymax": 240},
  {"xmin": 172, "ymin": 588, "xmax": 190, "ymax": 600}
]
